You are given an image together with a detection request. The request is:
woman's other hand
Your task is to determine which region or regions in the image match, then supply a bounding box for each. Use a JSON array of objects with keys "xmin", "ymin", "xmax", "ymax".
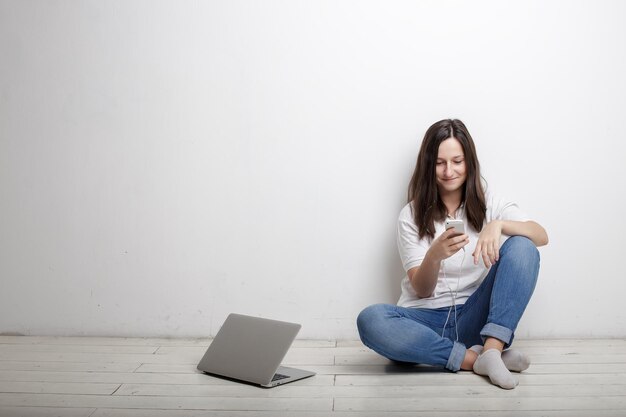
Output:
[{"xmin": 473, "ymin": 220, "xmax": 503, "ymax": 267}]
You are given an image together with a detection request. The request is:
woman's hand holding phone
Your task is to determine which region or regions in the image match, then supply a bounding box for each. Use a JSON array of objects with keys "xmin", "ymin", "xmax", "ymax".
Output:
[{"xmin": 429, "ymin": 225, "xmax": 469, "ymax": 262}]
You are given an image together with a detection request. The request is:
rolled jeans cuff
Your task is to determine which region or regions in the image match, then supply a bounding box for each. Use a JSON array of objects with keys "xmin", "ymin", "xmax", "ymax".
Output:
[
  {"xmin": 480, "ymin": 323, "xmax": 514, "ymax": 347},
  {"xmin": 446, "ymin": 341, "xmax": 467, "ymax": 372}
]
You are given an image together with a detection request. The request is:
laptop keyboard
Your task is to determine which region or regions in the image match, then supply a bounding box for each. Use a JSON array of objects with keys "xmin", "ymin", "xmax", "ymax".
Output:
[{"xmin": 271, "ymin": 373, "xmax": 290, "ymax": 382}]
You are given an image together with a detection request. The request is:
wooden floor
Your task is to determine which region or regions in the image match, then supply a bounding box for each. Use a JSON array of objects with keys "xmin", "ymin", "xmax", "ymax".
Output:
[{"xmin": 0, "ymin": 337, "xmax": 625, "ymax": 416}]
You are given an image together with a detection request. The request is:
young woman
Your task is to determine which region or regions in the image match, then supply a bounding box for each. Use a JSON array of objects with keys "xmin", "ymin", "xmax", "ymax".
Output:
[{"xmin": 357, "ymin": 119, "xmax": 548, "ymax": 389}]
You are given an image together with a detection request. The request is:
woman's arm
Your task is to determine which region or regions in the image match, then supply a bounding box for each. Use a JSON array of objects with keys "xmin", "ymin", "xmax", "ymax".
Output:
[
  {"xmin": 408, "ymin": 228, "xmax": 470, "ymax": 298},
  {"xmin": 473, "ymin": 220, "xmax": 549, "ymax": 267},
  {"xmin": 496, "ymin": 220, "xmax": 548, "ymax": 247},
  {"xmin": 500, "ymin": 220, "xmax": 549, "ymax": 247},
  {"xmin": 407, "ymin": 251, "xmax": 442, "ymax": 298}
]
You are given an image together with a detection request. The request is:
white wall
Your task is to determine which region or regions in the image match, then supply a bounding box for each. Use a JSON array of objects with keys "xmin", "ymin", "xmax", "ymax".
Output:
[{"xmin": 1, "ymin": 0, "xmax": 625, "ymax": 339}]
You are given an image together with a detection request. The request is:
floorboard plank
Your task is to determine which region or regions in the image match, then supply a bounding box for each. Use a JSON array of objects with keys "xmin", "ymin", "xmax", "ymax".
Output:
[
  {"xmin": 0, "ymin": 381, "xmax": 120, "ymax": 395},
  {"xmin": 0, "ymin": 393, "xmax": 333, "ymax": 411},
  {"xmin": 0, "ymin": 362, "xmax": 140, "ymax": 373},
  {"xmin": 89, "ymin": 411, "xmax": 626, "ymax": 417},
  {"xmin": 0, "ymin": 370, "xmax": 334, "ymax": 386},
  {"xmin": 0, "ymin": 337, "xmax": 334, "ymax": 348},
  {"xmin": 334, "ymin": 396, "xmax": 626, "ymax": 412},
  {"xmin": 0, "ymin": 344, "xmax": 158, "ymax": 354},
  {"xmin": 0, "ymin": 407, "xmax": 95, "ymax": 417},
  {"xmin": 336, "ymin": 373, "xmax": 626, "ymax": 386},
  {"xmin": 0, "ymin": 350, "xmax": 333, "ymax": 366}
]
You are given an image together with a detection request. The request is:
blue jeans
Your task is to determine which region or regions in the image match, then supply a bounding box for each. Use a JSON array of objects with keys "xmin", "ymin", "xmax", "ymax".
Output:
[{"xmin": 357, "ymin": 236, "xmax": 540, "ymax": 372}]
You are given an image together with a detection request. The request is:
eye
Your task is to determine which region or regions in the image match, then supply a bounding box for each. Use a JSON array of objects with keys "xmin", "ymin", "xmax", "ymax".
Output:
[{"xmin": 454, "ymin": 159, "xmax": 464, "ymax": 164}]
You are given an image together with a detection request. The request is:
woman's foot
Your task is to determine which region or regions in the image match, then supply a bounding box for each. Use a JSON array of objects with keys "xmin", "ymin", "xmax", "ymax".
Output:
[
  {"xmin": 469, "ymin": 345, "xmax": 531, "ymax": 372},
  {"xmin": 472, "ymin": 348, "xmax": 518, "ymax": 389}
]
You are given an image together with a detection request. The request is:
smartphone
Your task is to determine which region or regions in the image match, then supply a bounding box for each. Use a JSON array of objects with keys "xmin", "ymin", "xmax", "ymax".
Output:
[{"xmin": 445, "ymin": 219, "xmax": 465, "ymax": 235}]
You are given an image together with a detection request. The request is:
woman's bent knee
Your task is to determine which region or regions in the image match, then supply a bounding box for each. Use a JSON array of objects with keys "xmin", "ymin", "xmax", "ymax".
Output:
[
  {"xmin": 357, "ymin": 304, "xmax": 387, "ymax": 331},
  {"xmin": 356, "ymin": 304, "xmax": 393, "ymax": 342},
  {"xmin": 502, "ymin": 236, "xmax": 540, "ymax": 262}
]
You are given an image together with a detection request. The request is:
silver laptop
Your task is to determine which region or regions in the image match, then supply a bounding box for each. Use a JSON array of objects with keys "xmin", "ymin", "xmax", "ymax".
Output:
[{"xmin": 197, "ymin": 313, "xmax": 316, "ymax": 388}]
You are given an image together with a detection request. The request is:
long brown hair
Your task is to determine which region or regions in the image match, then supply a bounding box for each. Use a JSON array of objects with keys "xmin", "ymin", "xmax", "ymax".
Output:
[{"xmin": 407, "ymin": 119, "xmax": 486, "ymax": 240}]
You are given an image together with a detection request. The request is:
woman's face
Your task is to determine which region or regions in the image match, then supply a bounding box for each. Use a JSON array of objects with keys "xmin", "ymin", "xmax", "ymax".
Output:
[{"xmin": 436, "ymin": 137, "xmax": 467, "ymax": 194}]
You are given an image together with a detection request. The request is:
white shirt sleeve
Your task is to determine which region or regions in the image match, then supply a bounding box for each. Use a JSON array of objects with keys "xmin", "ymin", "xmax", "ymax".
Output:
[
  {"xmin": 396, "ymin": 204, "xmax": 430, "ymax": 272},
  {"xmin": 488, "ymin": 193, "xmax": 531, "ymax": 222}
]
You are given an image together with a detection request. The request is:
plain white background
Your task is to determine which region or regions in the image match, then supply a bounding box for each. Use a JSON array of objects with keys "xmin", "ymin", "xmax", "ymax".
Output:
[{"xmin": 1, "ymin": 0, "xmax": 625, "ymax": 339}]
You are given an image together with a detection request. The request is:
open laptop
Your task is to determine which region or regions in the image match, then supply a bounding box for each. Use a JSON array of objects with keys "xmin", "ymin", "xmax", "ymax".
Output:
[{"xmin": 197, "ymin": 313, "xmax": 316, "ymax": 388}]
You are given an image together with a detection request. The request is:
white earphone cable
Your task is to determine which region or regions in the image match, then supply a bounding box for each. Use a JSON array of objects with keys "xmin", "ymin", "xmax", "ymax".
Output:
[{"xmin": 441, "ymin": 247, "xmax": 465, "ymax": 342}]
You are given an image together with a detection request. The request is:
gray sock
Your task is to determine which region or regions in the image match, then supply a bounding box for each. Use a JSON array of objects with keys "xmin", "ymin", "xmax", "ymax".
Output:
[
  {"xmin": 472, "ymin": 348, "xmax": 518, "ymax": 389},
  {"xmin": 469, "ymin": 345, "xmax": 530, "ymax": 372}
]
